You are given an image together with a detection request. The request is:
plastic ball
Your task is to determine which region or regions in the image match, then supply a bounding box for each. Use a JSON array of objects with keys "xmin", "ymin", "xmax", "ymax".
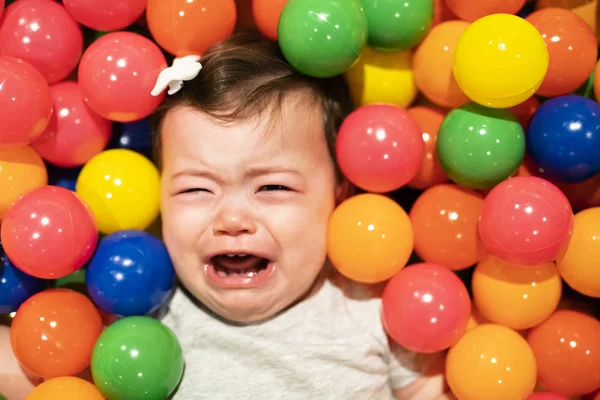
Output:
[
  {"xmin": 436, "ymin": 102, "xmax": 525, "ymax": 190},
  {"xmin": 0, "ymin": 0, "xmax": 83, "ymax": 84},
  {"xmin": 278, "ymin": 0, "xmax": 367, "ymax": 78},
  {"xmin": 360, "ymin": 0, "xmax": 434, "ymax": 52},
  {"xmin": 479, "ymin": 176, "xmax": 573, "ymax": 266},
  {"xmin": 453, "ymin": 14, "xmax": 549, "ymax": 108},
  {"xmin": 76, "ymin": 149, "xmax": 160, "ymax": 234},
  {"xmin": 336, "ymin": 104, "xmax": 424, "ymax": 193},
  {"xmin": 382, "ymin": 263, "xmax": 471, "ymax": 353},
  {"xmin": 0, "ymin": 56, "xmax": 52, "ymax": 146},
  {"xmin": 472, "ymin": 256, "xmax": 562, "ymax": 330},
  {"xmin": 527, "ymin": 310, "xmax": 600, "ymax": 396},
  {"xmin": 91, "ymin": 316, "xmax": 184, "ymax": 400},
  {"xmin": 446, "ymin": 324, "xmax": 537, "ymax": 400},
  {"xmin": 63, "ymin": 0, "xmax": 147, "ymax": 31},
  {"xmin": 10, "ymin": 288, "xmax": 103, "ymax": 379},
  {"xmin": 528, "ymin": 394, "xmax": 570, "ymax": 400},
  {"xmin": 413, "ymin": 21, "xmax": 470, "ymax": 109},
  {"xmin": 25, "ymin": 376, "xmax": 104, "ymax": 400},
  {"xmin": 1, "ymin": 186, "xmax": 98, "ymax": 279},
  {"xmin": 0, "ymin": 145, "xmax": 47, "ymax": 220},
  {"xmin": 510, "ymin": 95, "xmax": 540, "ymax": 130},
  {"xmin": 406, "ymin": 106, "xmax": 449, "ymax": 189},
  {"xmin": 432, "ymin": 0, "xmax": 457, "ymax": 28},
  {"xmin": 526, "ymin": 8, "xmax": 597, "ymax": 97},
  {"xmin": 87, "ymin": 230, "xmax": 175, "ymax": 317},
  {"xmin": 527, "ymin": 95, "xmax": 600, "ymax": 183},
  {"xmin": 327, "ymin": 193, "xmax": 413, "ymax": 283},
  {"xmin": 555, "ymin": 173, "xmax": 600, "ymax": 212},
  {"xmin": 108, "ymin": 118, "xmax": 153, "ymax": 158},
  {"xmin": 445, "ymin": 0, "xmax": 525, "ymax": 21},
  {"xmin": 253, "ymin": 0, "xmax": 288, "ymax": 40},
  {"xmin": 556, "ymin": 207, "xmax": 600, "ymax": 297},
  {"xmin": 0, "ymin": 244, "xmax": 45, "ymax": 314},
  {"xmin": 31, "ymin": 81, "xmax": 112, "ymax": 168},
  {"xmin": 147, "ymin": 0, "xmax": 236, "ymax": 57},
  {"xmin": 344, "ymin": 47, "xmax": 417, "ymax": 108},
  {"xmin": 78, "ymin": 32, "xmax": 167, "ymax": 122},
  {"xmin": 46, "ymin": 165, "xmax": 81, "ymax": 192},
  {"xmin": 410, "ymin": 184, "xmax": 485, "ymax": 270}
]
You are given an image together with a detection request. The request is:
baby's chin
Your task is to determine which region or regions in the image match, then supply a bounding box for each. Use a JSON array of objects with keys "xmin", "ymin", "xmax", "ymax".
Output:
[{"xmin": 187, "ymin": 283, "xmax": 301, "ymax": 324}]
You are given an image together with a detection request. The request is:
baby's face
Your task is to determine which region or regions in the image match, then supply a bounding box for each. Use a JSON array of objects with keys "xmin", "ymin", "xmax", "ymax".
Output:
[{"xmin": 160, "ymin": 95, "xmax": 339, "ymax": 323}]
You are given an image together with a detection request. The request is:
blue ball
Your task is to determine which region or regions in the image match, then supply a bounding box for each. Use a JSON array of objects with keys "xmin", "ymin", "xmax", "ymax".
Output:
[
  {"xmin": 46, "ymin": 163, "xmax": 82, "ymax": 192},
  {"xmin": 108, "ymin": 118, "xmax": 153, "ymax": 159},
  {"xmin": 86, "ymin": 230, "xmax": 175, "ymax": 317},
  {"xmin": 0, "ymin": 244, "xmax": 45, "ymax": 314},
  {"xmin": 527, "ymin": 95, "xmax": 600, "ymax": 183}
]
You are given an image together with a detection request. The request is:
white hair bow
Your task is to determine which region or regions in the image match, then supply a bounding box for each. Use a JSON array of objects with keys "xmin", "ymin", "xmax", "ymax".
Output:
[{"xmin": 151, "ymin": 55, "xmax": 203, "ymax": 96}]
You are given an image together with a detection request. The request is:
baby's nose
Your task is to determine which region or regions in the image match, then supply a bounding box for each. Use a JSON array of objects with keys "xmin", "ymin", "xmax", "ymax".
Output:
[{"xmin": 212, "ymin": 208, "xmax": 257, "ymax": 237}]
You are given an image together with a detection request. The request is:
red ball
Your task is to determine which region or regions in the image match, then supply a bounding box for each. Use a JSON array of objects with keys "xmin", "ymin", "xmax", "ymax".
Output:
[
  {"xmin": 32, "ymin": 81, "xmax": 112, "ymax": 168},
  {"xmin": 528, "ymin": 394, "xmax": 569, "ymax": 400},
  {"xmin": 253, "ymin": 0, "xmax": 288, "ymax": 40},
  {"xmin": 0, "ymin": 0, "xmax": 83, "ymax": 84},
  {"xmin": 63, "ymin": 0, "xmax": 147, "ymax": 31},
  {"xmin": 478, "ymin": 176, "xmax": 573, "ymax": 266},
  {"xmin": 78, "ymin": 32, "xmax": 167, "ymax": 122},
  {"xmin": 382, "ymin": 263, "xmax": 471, "ymax": 353},
  {"xmin": 0, "ymin": 56, "xmax": 52, "ymax": 146},
  {"xmin": 1, "ymin": 186, "xmax": 98, "ymax": 279},
  {"xmin": 336, "ymin": 104, "xmax": 424, "ymax": 193}
]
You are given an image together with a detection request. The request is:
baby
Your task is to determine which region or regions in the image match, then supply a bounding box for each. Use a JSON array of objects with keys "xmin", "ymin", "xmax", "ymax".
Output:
[
  {"xmin": 153, "ymin": 31, "xmax": 450, "ymax": 400},
  {"xmin": 0, "ymin": 31, "xmax": 451, "ymax": 400}
]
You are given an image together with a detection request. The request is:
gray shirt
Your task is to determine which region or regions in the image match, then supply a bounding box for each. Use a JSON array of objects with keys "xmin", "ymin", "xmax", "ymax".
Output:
[{"xmin": 161, "ymin": 268, "xmax": 428, "ymax": 400}]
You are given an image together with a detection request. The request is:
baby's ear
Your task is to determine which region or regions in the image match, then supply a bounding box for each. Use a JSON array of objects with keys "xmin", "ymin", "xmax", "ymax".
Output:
[{"xmin": 335, "ymin": 179, "xmax": 356, "ymax": 206}]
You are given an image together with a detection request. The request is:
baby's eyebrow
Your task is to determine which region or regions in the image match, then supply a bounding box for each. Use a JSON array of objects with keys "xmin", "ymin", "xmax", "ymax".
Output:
[{"xmin": 245, "ymin": 166, "xmax": 302, "ymax": 178}]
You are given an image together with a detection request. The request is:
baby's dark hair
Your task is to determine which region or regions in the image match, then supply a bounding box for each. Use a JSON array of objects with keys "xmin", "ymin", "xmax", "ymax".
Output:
[{"xmin": 150, "ymin": 30, "xmax": 354, "ymax": 179}]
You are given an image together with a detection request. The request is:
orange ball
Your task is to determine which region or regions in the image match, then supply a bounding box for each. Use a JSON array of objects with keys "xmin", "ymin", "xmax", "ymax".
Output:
[
  {"xmin": 556, "ymin": 207, "xmax": 600, "ymax": 297},
  {"xmin": 432, "ymin": 0, "xmax": 457, "ymax": 28},
  {"xmin": 472, "ymin": 256, "xmax": 562, "ymax": 330},
  {"xmin": 25, "ymin": 376, "xmax": 104, "ymax": 400},
  {"xmin": 510, "ymin": 96, "xmax": 540, "ymax": 130},
  {"xmin": 527, "ymin": 8, "xmax": 597, "ymax": 97},
  {"xmin": 410, "ymin": 184, "xmax": 485, "ymax": 270},
  {"xmin": 146, "ymin": 0, "xmax": 237, "ymax": 57},
  {"xmin": 327, "ymin": 193, "xmax": 413, "ymax": 283},
  {"xmin": 407, "ymin": 106, "xmax": 449, "ymax": 190},
  {"xmin": 10, "ymin": 289, "xmax": 103, "ymax": 379},
  {"xmin": 527, "ymin": 310, "xmax": 600, "ymax": 397},
  {"xmin": 253, "ymin": 0, "xmax": 288, "ymax": 40},
  {"xmin": 413, "ymin": 20, "xmax": 470, "ymax": 109},
  {"xmin": 0, "ymin": 146, "xmax": 47, "ymax": 220},
  {"xmin": 445, "ymin": 0, "xmax": 526, "ymax": 22},
  {"xmin": 446, "ymin": 324, "xmax": 537, "ymax": 400}
]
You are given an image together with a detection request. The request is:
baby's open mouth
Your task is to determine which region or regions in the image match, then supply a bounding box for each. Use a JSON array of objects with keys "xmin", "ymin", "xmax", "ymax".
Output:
[{"xmin": 212, "ymin": 254, "xmax": 270, "ymax": 277}]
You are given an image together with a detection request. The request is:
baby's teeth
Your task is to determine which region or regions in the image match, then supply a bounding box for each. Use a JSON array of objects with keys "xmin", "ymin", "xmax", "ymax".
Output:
[{"xmin": 226, "ymin": 253, "xmax": 247, "ymax": 257}]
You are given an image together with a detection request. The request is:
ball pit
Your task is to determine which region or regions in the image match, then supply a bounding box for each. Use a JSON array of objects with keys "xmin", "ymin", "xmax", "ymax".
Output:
[{"xmin": 0, "ymin": 0, "xmax": 599, "ymax": 399}]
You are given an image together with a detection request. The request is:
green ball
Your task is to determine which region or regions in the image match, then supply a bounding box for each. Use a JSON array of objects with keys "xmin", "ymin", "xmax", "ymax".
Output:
[
  {"xmin": 278, "ymin": 0, "xmax": 367, "ymax": 77},
  {"xmin": 361, "ymin": 0, "xmax": 434, "ymax": 51},
  {"xmin": 436, "ymin": 103, "xmax": 525, "ymax": 190},
  {"xmin": 91, "ymin": 316, "xmax": 184, "ymax": 400}
]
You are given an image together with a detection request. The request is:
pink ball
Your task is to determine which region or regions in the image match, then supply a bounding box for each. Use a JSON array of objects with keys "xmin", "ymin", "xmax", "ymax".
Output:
[
  {"xmin": 382, "ymin": 263, "xmax": 471, "ymax": 353},
  {"xmin": 32, "ymin": 82, "xmax": 112, "ymax": 168},
  {"xmin": 0, "ymin": 56, "xmax": 52, "ymax": 146},
  {"xmin": 63, "ymin": 0, "xmax": 147, "ymax": 31},
  {"xmin": 0, "ymin": 186, "xmax": 98, "ymax": 279},
  {"xmin": 528, "ymin": 393, "xmax": 570, "ymax": 400},
  {"xmin": 336, "ymin": 104, "xmax": 424, "ymax": 193},
  {"xmin": 78, "ymin": 32, "xmax": 167, "ymax": 122},
  {"xmin": 479, "ymin": 176, "xmax": 573, "ymax": 266},
  {"xmin": 0, "ymin": 0, "xmax": 83, "ymax": 84}
]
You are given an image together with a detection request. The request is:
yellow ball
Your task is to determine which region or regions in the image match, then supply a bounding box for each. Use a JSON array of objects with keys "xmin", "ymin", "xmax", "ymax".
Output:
[
  {"xmin": 76, "ymin": 149, "xmax": 160, "ymax": 234},
  {"xmin": 446, "ymin": 324, "xmax": 537, "ymax": 400},
  {"xmin": 344, "ymin": 46, "xmax": 417, "ymax": 108},
  {"xmin": 453, "ymin": 13, "xmax": 549, "ymax": 108}
]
